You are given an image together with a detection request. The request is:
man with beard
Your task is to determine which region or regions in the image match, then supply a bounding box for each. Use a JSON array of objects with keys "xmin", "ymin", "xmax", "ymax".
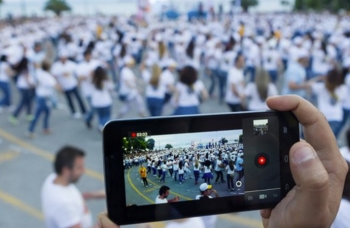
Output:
[
  {"xmin": 41, "ymin": 145, "xmax": 101, "ymax": 228},
  {"xmin": 155, "ymin": 186, "xmax": 180, "ymax": 204}
]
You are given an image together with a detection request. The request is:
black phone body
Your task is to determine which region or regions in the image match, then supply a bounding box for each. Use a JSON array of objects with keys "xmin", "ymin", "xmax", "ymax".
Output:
[{"xmin": 103, "ymin": 111, "xmax": 299, "ymax": 225}]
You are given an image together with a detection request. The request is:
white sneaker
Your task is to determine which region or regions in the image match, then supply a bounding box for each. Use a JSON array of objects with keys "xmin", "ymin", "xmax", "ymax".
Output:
[{"xmin": 73, "ymin": 113, "xmax": 82, "ymax": 119}]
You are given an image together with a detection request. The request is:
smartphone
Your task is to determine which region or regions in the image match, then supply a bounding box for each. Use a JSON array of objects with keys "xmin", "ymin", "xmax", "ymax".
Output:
[{"xmin": 103, "ymin": 111, "xmax": 299, "ymax": 225}]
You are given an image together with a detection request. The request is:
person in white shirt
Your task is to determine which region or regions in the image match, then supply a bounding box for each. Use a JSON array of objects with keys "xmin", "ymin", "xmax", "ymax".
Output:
[
  {"xmin": 76, "ymin": 50, "xmax": 102, "ymax": 128},
  {"xmin": 87, "ymin": 66, "xmax": 114, "ymax": 132},
  {"xmin": 51, "ymin": 51, "xmax": 86, "ymax": 118},
  {"xmin": 244, "ymin": 68, "xmax": 278, "ymax": 111},
  {"xmin": 305, "ymin": 67, "xmax": 347, "ymax": 138},
  {"xmin": 155, "ymin": 185, "xmax": 179, "ymax": 204},
  {"xmin": 41, "ymin": 146, "xmax": 96, "ymax": 228},
  {"xmin": 142, "ymin": 63, "xmax": 166, "ymax": 116},
  {"xmin": 118, "ymin": 56, "xmax": 146, "ymax": 118},
  {"xmin": 9, "ymin": 55, "xmax": 36, "ymax": 125},
  {"xmin": 0, "ymin": 55, "xmax": 14, "ymax": 112},
  {"xmin": 172, "ymin": 66, "xmax": 208, "ymax": 115},
  {"xmin": 160, "ymin": 59, "xmax": 177, "ymax": 104},
  {"xmin": 225, "ymin": 54, "xmax": 245, "ymax": 112},
  {"xmin": 27, "ymin": 62, "xmax": 57, "ymax": 137},
  {"xmin": 195, "ymin": 183, "xmax": 219, "ymax": 200}
]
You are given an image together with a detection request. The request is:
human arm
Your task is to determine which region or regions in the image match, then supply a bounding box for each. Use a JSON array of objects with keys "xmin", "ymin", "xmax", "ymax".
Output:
[
  {"xmin": 167, "ymin": 196, "xmax": 180, "ymax": 203},
  {"xmin": 82, "ymin": 190, "xmax": 106, "ymax": 200},
  {"xmin": 260, "ymin": 95, "xmax": 348, "ymax": 228}
]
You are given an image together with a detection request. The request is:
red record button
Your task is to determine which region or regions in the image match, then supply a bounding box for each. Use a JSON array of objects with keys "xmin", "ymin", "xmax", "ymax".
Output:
[
  {"xmin": 131, "ymin": 132, "xmax": 137, "ymax": 138},
  {"xmin": 258, "ymin": 156, "xmax": 266, "ymax": 165}
]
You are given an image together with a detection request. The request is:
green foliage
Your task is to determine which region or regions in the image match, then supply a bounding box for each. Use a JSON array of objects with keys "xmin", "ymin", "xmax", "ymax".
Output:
[
  {"xmin": 165, "ymin": 144, "xmax": 173, "ymax": 149},
  {"xmin": 220, "ymin": 137, "xmax": 228, "ymax": 145},
  {"xmin": 147, "ymin": 138, "xmax": 155, "ymax": 150},
  {"xmin": 238, "ymin": 134, "xmax": 243, "ymax": 144},
  {"xmin": 123, "ymin": 137, "xmax": 148, "ymax": 153},
  {"xmin": 231, "ymin": 0, "xmax": 258, "ymax": 12},
  {"xmin": 294, "ymin": 0, "xmax": 350, "ymax": 12},
  {"xmin": 44, "ymin": 0, "xmax": 71, "ymax": 16}
]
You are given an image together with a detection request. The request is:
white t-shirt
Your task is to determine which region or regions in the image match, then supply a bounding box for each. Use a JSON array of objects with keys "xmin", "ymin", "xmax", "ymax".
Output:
[
  {"xmin": 155, "ymin": 196, "xmax": 168, "ymax": 204},
  {"xmin": 244, "ymin": 82, "xmax": 278, "ymax": 111},
  {"xmin": 142, "ymin": 69, "xmax": 166, "ymax": 99},
  {"xmin": 0, "ymin": 62, "xmax": 11, "ymax": 82},
  {"xmin": 16, "ymin": 72, "xmax": 35, "ymax": 89},
  {"xmin": 262, "ymin": 49, "xmax": 280, "ymax": 71},
  {"xmin": 311, "ymin": 83, "xmax": 347, "ymax": 121},
  {"xmin": 166, "ymin": 217, "xmax": 204, "ymax": 228},
  {"xmin": 225, "ymin": 67, "xmax": 244, "ymax": 104},
  {"xmin": 119, "ymin": 67, "xmax": 137, "ymax": 99},
  {"xmin": 76, "ymin": 59, "xmax": 101, "ymax": 97},
  {"xmin": 35, "ymin": 69, "xmax": 56, "ymax": 98},
  {"xmin": 160, "ymin": 69, "xmax": 175, "ymax": 94},
  {"xmin": 175, "ymin": 80, "xmax": 205, "ymax": 107},
  {"xmin": 51, "ymin": 60, "xmax": 78, "ymax": 90},
  {"xmin": 91, "ymin": 80, "xmax": 114, "ymax": 108},
  {"xmin": 41, "ymin": 174, "xmax": 92, "ymax": 228}
]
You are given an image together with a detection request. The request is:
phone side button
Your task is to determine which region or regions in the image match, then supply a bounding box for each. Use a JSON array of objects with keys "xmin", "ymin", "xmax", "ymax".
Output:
[
  {"xmin": 285, "ymin": 184, "xmax": 290, "ymax": 191},
  {"xmin": 284, "ymin": 155, "xmax": 289, "ymax": 163}
]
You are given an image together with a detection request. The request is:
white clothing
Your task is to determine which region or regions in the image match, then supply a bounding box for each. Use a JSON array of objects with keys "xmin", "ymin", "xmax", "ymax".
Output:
[
  {"xmin": 160, "ymin": 69, "xmax": 175, "ymax": 94},
  {"xmin": 225, "ymin": 67, "xmax": 244, "ymax": 104},
  {"xmin": 0, "ymin": 62, "xmax": 11, "ymax": 82},
  {"xmin": 41, "ymin": 174, "xmax": 92, "ymax": 228},
  {"xmin": 76, "ymin": 59, "xmax": 101, "ymax": 97},
  {"xmin": 119, "ymin": 67, "xmax": 138, "ymax": 99},
  {"xmin": 91, "ymin": 80, "xmax": 114, "ymax": 108},
  {"xmin": 155, "ymin": 196, "xmax": 168, "ymax": 204},
  {"xmin": 244, "ymin": 83, "xmax": 278, "ymax": 111},
  {"xmin": 142, "ymin": 69, "xmax": 166, "ymax": 99},
  {"xmin": 174, "ymin": 80, "xmax": 205, "ymax": 107},
  {"xmin": 311, "ymin": 83, "xmax": 347, "ymax": 121},
  {"xmin": 16, "ymin": 73, "xmax": 35, "ymax": 89},
  {"xmin": 166, "ymin": 217, "xmax": 205, "ymax": 228},
  {"xmin": 195, "ymin": 195, "xmax": 213, "ymax": 200},
  {"xmin": 35, "ymin": 69, "xmax": 57, "ymax": 97},
  {"xmin": 343, "ymin": 74, "xmax": 350, "ymax": 110},
  {"xmin": 51, "ymin": 60, "xmax": 78, "ymax": 91}
]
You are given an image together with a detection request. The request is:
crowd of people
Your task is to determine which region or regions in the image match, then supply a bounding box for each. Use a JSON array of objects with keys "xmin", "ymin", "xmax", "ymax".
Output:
[
  {"xmin": 0, "ymin": 12, "xmax": 349, "ymax": 140},
  {"xmin": 124, "ymin": 142, "xmax": 244, "ymax": 195}
]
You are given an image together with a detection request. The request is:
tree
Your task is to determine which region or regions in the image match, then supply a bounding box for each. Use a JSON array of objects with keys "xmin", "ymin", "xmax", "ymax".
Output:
[
  {"xmin": 165, "ymin": 144, "xmax": 173, "ymax": 149},
  {"xmin": 122, "ymin": 137, "xmax": 148, "ymax": 153},
  {"xmin": 220, "ymin": 137, "xmax": 228, "ymax": 145},
  {"xmin": 294, "ymin": 0, "xmax": 350, "ymax": 12},
  {"xmin": 241, "ymin": 0, "xmax": 259, "ymax": 12},
  {"xmin": 238, "ymin": 134, "xmax": 243, "ymax": 144},
  {"xmin": 147, "ymin": 138, "xmax": 155, "ymax": 150},
  {"xmin": 44, "ymin": 0, "xmax": 71, "ymax": 16}
]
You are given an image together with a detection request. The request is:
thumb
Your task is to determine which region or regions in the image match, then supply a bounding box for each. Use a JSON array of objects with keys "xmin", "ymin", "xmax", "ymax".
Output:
[{"xmin": 288, "ymin": 142, "xmax": 330, "ymax": 226}]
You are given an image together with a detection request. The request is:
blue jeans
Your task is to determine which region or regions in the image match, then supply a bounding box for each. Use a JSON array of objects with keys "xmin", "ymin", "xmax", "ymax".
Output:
[
  {"xmin": 173, "ymin": 106, "xmax": 199, "ymax": 115},
  {"xmin": 329, "ymin": 121, "xmax": 342, "ymax": 138},
  {"xmin": 29, "ymin": 97, "xmax": 50, "ymax": 132},
  {"xmin": 268, "ymin": 70, "xmax": 278, "ymax": 84},
  {"xmin": 85, "ymin": 96, "xmax": 94, "ymax": 122},
  {"xmin": 244, "ymin": 66, "xmax": 256, "ymax": 82},
  {"xmin": 212, "ymin": 69, "xmax": 227, "ymax": 102},
  {"xmin": 160, "ymin": 171, "xmax": 167, "ymax": 182},
  {"xmin": 64, "ymin": 87, "xmax": 86, "ymax": 114},
  {"xmin": 13, "ymin": 88, "xmax": 34, "ymax": 118},
  {"xmin": 0, "ymin": 81, "xmax": 11, "ymax": 107},
  {"xmin": 338, "ymin": 108, "xmax": 350, "ymax": 136},
  {"xmin": 94, "ymin": 106, "xmax": 111, "ymax": 128},
  {"xmin": 147, "ymin": 97, "xmax": 164, "ymax": 116}
]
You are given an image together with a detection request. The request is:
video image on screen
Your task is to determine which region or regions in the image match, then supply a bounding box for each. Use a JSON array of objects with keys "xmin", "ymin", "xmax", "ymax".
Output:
[
  {"xmin": 122, "ymin": 130, "xmax": 244, "ymax": 206},
  {"xmin": 253, "ymin": 119, "xmax": 268, "ymax": 136}
]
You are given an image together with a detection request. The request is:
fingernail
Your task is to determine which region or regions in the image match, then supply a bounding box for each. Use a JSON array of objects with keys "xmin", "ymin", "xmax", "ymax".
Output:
[{"xmin": 293, "ymin": 146, "xmax": 317, "ymax": 164}]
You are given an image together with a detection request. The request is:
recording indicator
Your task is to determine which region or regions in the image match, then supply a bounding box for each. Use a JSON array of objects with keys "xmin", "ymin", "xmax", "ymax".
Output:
[{"xmin": 255, "ymin": 153, "xmax": 269, "ymax": 168}]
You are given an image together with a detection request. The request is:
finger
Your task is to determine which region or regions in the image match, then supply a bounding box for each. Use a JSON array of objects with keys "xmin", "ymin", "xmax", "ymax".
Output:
[
  {"xmin": 287, "ymin": 142, "xmax": 331, "ymax": 226},
  {"xmin": 266, "ymin": 95, "xmax": 345, "ymax": 174},
  {"xmin": 98, "ymin": 212, "xmax": 120, "ymax": 228},
  {"xmin": 260, "ymin": 209, "xmax": 271, "ymax": 228}
]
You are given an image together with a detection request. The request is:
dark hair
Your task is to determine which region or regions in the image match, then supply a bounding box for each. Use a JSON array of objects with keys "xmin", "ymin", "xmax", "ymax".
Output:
[
  {"xmin": 54, "ymin": 146, "xmax": 85, "ymax": 175},
  {"xmin": 41, "ymin": 61, "xmax": 51, "ymax": 72},
  {"xmin": 325, "ymin": 68, "xmax": 343, "ymax": 99},
  {"xmin": 16, "ymin": 57, "xmax": 29, "ymax": 74},
  {"xmin": 0, "ymin": 55, "xmax": 7, "ymax": 62},
  {"xmin": 83, "ymin": 49, "xmax": 92, "ymax": 57},
  {"xmin": 92, "ymin": 66, "xmax": 108, "ymax": 90},
  {"xmin": 179, "ymin": 66, "xmax": 197, "ymax": 87},
  {"xmin": 159, "ymin": 185, "xmax": 170, "ymax": 195},
  {"xmin": 186, "ymin": 39, "xmax": 195, "ymax": 59},
  {"xmin": 120, "ymin": 44, "xmax": 127, "ymax": 58},
  {"xmin": 234, "ymin": 53, "xmax": 244, "ymax": 65}
]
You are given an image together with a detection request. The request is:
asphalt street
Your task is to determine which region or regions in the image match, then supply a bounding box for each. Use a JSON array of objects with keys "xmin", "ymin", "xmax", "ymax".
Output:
[{"xmin": 0, "ymin": 74, "xmax": 264, "ymax": 228}]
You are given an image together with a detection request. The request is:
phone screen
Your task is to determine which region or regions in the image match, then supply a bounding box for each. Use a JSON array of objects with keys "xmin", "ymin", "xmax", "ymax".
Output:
[{"xmin": 103, "ymin": 111, "xmax": 298, "ymax": 225}]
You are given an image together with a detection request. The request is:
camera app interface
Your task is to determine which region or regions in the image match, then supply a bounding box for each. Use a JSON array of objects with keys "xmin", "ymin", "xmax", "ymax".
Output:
[{"xmin": 122, "ymin": 115, "xmax": 281, "ymax": 206}]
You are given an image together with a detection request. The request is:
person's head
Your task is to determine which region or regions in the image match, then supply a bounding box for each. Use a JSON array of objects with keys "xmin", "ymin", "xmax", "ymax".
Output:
[
  {"xmin": 83, "ymin": 49, "xmax": 92, "ymax": 61},
  {"xmin": 92, "ymin": 66, "xmax": 108, "ymax": 90},
  {"xmin": 0, "ymin": 55, "xmax": 7, "ymax": 62},
  {"xmin": 150, "ymin": 64, "xmax": 161, "ymax": 88},
  {"xmin": 234, "ymin": 53, "xmax": 245, "ymax": 69},
  {"xmin": 199, "ymin": 183, "xmax": 212, "ymax": 195},
  {"xmin": 179, "ymin": 66, "xmax": 197, "ymax": 87},
  {"xmin": 297, "ymin": 50, "xmax": 309, "ymax": 67},
  {"xmin": 159, "ymin": 185, "xmax": 170, "ymax": 198},
  {"xmin": 41, "ymin": 61, "xmax": 51, "ymax": 72},
  {"xmin": 124, "ymin": 56, "xmax": 135, "ymax": 67},
  {"xmin": 34, "ymin": 42, "xmax": 42, "ymax": 53},
  {"xmin": 158, "ymin": 41, "xmax": 167, "ymax": 59},
  {"xmin": 58, "ymin": 50, "xmax": 68, "ymax": 63},
  {"xmin": 325, "ymin": 67, "xmax": 343, "ymax": 94},
  {"xmin": 54, "ymin": 146, "xmax": 86, "ymax": 184},
  {"xmin": 255, "ymin": 68, "xmax": 270, "ymax": 101}
]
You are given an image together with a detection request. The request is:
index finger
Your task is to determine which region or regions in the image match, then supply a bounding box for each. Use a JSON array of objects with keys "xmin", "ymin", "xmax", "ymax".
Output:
[{"xmin": 266, "ymin": 95, "xmax": 341, "ymax": 171}]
